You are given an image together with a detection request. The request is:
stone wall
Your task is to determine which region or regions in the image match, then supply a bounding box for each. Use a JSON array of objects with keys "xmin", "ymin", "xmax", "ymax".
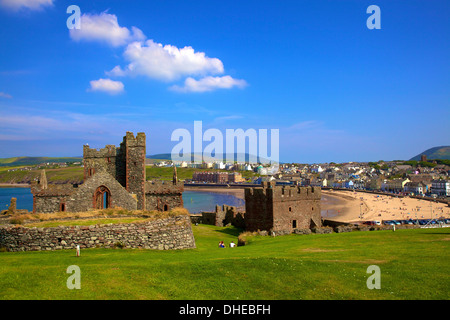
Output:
[
  {"xmin": 83, "ymin": 144, "xmax": 122, "ymax": 183},
  {"xmin": 33, "ymin": 171, "xmax": 138, "ymax": 213},
  {"xmin": 145, "ymin": 181, "xmax": 184, "ymax": 211},
  {"xmin": 65, "ymin": 171, "xmax": 138, "ymax": 212},
  {"xmin": 213, "ymin": 204, "xmax": 245, "ymax": 228},
  {"xmin": 0, "ymin": 215, "xmax": 195, "ymax": 252},
  {"xmin": 194, "ymin": 205, "xmax": 245, "ymax": 228},
  {"xmin": 34, "ymin": 195, "xmax": 64, "ymax": 213}
]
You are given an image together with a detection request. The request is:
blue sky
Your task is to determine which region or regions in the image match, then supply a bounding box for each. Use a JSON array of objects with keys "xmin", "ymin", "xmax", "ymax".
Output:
[{"xmin": 0, "ymin": 0, "xmax": 448, "ymax": 163}]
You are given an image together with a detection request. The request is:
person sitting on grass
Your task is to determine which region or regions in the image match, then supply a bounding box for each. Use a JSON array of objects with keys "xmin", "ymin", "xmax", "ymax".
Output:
[{"xmin": 219, "ymin": 241, "xmax": 225, "ymax": 248}]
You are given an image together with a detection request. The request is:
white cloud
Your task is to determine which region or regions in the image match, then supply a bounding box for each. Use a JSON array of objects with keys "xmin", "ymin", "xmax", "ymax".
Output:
[
  {"xmin": 69, "ymin": 11, "xmax": 245, "ymax": 93},
  {"xmin": 107, "ymin": 39, "xmax": 224, "ymax": 82},
  {"xmin": 0, "ymin": 92, "xmax": 13, "ymax": 99},
  {"xmin": 0, "ymin": 0, "xmax": 53, "ymax": 11},
  {"xmin": 88, "ymin": 78, "xmax": 124, "ymax": 95},
  {"xmin": 170, "ymin": 76, "xmax": 247, "ymax": 93},
  {"xmin": 69, "ymin": 12, "xmax": 146, "ymax": 47}
]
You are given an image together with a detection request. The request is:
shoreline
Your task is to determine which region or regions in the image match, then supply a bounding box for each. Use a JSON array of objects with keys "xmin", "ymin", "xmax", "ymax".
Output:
[
  {"xmin": 322, "ymin": 190, "xmax": 450, "ymax": 223},
  {"xmin": 185, "ymin": 186, "xmax": 450, "ymax": 223},
  {"xmin": 184, "ymin": 186, "xmax": 245, "ymax": 200},
  {"xmin": 4, "ymin": 184, "xmax": 449, "ymax": 223},
  {"xmin": 0, "ymin": 183, "xmax": 31, "ymax": 188}
]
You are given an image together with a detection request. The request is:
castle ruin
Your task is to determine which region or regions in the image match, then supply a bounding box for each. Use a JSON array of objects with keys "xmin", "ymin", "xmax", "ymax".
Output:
[
  {"xmin": 31, "ymin": 132, "xmax": 183, "ymax": 213},
  {"xmin": 244, "ymin": 181, "xmax": 321, "ymax": 234}
]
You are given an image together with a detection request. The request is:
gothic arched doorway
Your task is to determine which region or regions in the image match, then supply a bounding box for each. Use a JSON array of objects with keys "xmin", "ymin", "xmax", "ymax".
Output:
[{"xmin": 94, "ymin": 186, "xmax": 111, "ymax": 209}]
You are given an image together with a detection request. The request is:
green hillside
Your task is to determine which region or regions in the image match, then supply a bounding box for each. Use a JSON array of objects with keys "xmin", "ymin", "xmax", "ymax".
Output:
[
  {"xmin": 0, "ymin": 165, "xmax": 257, "ymax": 184},
  {"xmin": 147, "ymin": 153, "xmax": 271, "ymax": 163},
  {"xmin": 410, "ymin": 146, "xmax": 450, "ymax": 161},
  {"xmin": 0, "ymin": 157, "xmax": 82, "ymax": 167},
  {"xmin": 0, "ymin": 166, "xmax": 84, "ymax": 184}
]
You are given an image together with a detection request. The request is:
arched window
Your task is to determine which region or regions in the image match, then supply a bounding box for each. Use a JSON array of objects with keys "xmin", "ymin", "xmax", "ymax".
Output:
[
  {"xmin": 94, "ymin": 186, "xmax": 111, "ymax": 209},
  {"xmin": 163, "ymin": 204, "xmax": 169, "ymax": 212}
]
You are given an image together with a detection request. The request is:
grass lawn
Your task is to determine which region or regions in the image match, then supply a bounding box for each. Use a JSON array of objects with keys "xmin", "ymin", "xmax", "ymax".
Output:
[
  {"xmin": 0, "ymin": 225, "xmax": 448, "ymax": 300},
  {"xmin": 0, "ymin": 165, "xmax": 257, "ymax": 184},
  {"xmin": 146, "ymin": 166, "xmax": 259, "ymax": 181}
]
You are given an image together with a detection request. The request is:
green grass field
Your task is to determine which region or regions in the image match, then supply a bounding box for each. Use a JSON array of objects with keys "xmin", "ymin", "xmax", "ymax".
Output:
[
  {"xmin": 0, "ymin": 165, "xmax": 258, "ymax": 184},
  {"xmin": 0, "ymin": 226, "xmax": 448, "ymax": 300},
  {"xmin": 0, "ymin": 166, "xmax": 84, "ymax": 184},
  {"xmin": 146, "ymin": 166, "xmax": 259, "ymax": 181}
]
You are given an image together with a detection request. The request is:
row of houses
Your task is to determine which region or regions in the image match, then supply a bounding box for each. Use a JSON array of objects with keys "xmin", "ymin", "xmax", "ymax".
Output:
[
  {"xmin": 321, "ymin": 177, "xmax": 449, "ymax": 197},
  {"xmin": 191, "ymin": 171, "xmax": 246, "ymax": 183},
  {"xmin": 272, "ymin": 170, "xmax": 449, "ymax": 197}
]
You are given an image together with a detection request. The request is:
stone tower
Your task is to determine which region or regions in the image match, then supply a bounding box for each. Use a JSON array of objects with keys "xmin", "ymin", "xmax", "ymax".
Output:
[
  {"xmin": 123, "ymin": 132, "xmax": 146, "ymax": 210},
  {"xmin": 82, "ymin": 132, "xmax": 147, "ymax": 210},
  {"xmin": 244, "ymin": 181, "xmax": 322, "ymax": 234}
]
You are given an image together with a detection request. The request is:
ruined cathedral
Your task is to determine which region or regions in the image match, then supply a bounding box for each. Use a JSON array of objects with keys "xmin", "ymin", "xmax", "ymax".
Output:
[{"xmin": 31, "ymin": 132, "xmax": 184, "ymax": 213}]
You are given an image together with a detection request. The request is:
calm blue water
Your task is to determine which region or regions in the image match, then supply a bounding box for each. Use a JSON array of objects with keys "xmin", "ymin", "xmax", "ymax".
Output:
[
  {"xmin": 1, "ymin": 187, "xmax": 333, "ymax": 216},
  {"xmin": 0, "ymin": 187, "xmax": 245, "ymax": 214},
  {"xmin": 0, "ymin": 188, "xmax": 34, "ymax": 211},
  {"xmin": 183, "ymin": 190, "xmax": 245, "ymax": 213}
]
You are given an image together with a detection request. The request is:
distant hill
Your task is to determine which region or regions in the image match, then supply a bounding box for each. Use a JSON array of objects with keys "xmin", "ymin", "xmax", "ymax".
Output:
[
  {"xmin": 147, "ymin": 153, "xmax": 272, "ymax": 163},
  {"xmin": 410, "ymin": 146, "xmax": 450, "ymax": 161},
  {"xmin": 0, "ymin": 157, "xmax": 82, "ymax": 167},
  {"xmin": 0, "ymin": 153, "xmax": 273, "ymax": 167}
]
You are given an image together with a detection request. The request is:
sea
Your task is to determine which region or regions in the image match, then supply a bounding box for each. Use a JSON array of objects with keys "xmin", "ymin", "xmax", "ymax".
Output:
[
  {"xmin": 0, "ymin": 187, "xmax": 245, "ymax": 214},
  {"xmin": 0, "ymin": 187, "xmax": 336, "ymax": 217}
]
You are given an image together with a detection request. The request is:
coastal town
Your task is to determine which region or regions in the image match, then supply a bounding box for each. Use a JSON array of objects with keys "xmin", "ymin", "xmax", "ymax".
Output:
[
  {"xmin": 4, "ymin": 155, "xmax": 450, "ymax": 199},
  {"xmin": 174, "ymin": 156, "xmax": 450, "ymax": 200}
]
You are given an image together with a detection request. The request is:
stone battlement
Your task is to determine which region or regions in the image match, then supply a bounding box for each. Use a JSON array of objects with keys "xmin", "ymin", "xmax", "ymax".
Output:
[
  {"xmin": 122, "ymin": 131, "xmax": 146, "ymax": 147},
  {"xmin": 245, "ymin": 183, "xmax": 321, "ymax": 201},
  {"xmin": 83, "ymin": 145, "xmax": 119, "ymax": 158}
]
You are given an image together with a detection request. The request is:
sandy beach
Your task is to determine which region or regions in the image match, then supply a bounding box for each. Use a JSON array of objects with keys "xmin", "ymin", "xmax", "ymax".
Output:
[
  {"xmin": 184, "ymin": 186, "xmax": 245, "ymax": 200},
  {"xmin": 322, "ymin": 190, "xmax": 450, "ymax": 223},
  {"xmin": 185, "ymin": 185, "xmax": 450, "ymax": 223}
]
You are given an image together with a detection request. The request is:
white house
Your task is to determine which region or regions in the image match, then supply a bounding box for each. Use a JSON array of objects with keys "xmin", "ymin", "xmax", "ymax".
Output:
[
  {"xmin": 404, "ymin": 182, "xmax": 425, "ymax": 195},
  {"xmin": 431, "ymin": 179, "xmax": 450, "ymax": 197}
]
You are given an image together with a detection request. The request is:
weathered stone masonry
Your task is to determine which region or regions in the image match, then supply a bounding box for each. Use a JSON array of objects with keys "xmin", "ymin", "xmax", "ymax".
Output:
[
  {"xmin": 245, "ymin": 181, "xmax": 321, "ymax": 234},
  {"xmin": 0, "ymin": 215, "xmax": 195, "ymax": 252},
  {"xmin": 31, "ymin": 132, "xmax": 183, "ymax": 214}
]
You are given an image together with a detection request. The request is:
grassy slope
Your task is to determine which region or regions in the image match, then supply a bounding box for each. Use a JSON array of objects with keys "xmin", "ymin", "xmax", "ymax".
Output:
[
  {"xmin": 0, "ymin": 166, "xmax": 257, "ymax": 184},
  {"xmin": 0, "ymin": 226, "xmax": 448, "ymax": 300},
  {"xmin": 0, "ymin": 157, "xmax": 82, "ymax": 167},
  {"xmin": 410, "ymin": 146, "xmax": 450, "ymax": 161},
  {"xmin": 0, "ymin": 166, "xmax": 84, "ymax": 184},
  {"xmin": 147, "ymin": 166, "xmax": 258, "ymax": 181}
]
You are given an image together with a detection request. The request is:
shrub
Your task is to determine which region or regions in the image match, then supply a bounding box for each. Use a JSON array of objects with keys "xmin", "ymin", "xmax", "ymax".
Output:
[
  {"xmin": 114, "ymin": 241, "xmax": 124, "ymax": 249},
  {"xmin": 9, "ymin": 214, "xmax": 31, "ymax": 225},
  {"xmin": 237, "ymin": 231, "xmax": 258, "ymax": 246}
]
